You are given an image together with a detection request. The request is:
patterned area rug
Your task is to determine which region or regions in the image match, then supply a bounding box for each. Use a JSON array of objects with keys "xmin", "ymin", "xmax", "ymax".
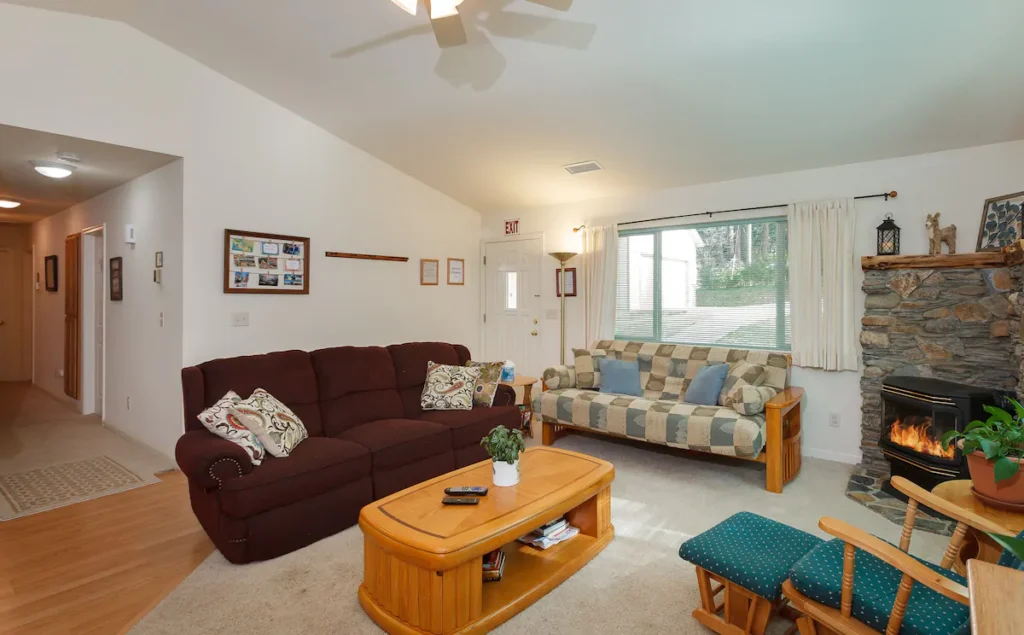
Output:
[{"xmin": 0, "ymin": 456, "xmax": 158, "ymax": 520}]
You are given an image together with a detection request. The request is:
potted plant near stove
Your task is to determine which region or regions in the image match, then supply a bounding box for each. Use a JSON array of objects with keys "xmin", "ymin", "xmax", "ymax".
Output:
[
  {"xmin": 942, "ymin": 399, "xmax": 1024, "ymax": 510},
  {"xmin": 481, "ymin": 425, "xmax": 526, "ymax": 487}
]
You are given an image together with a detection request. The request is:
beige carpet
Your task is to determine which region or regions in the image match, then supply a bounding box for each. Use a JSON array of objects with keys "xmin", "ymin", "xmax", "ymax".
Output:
[
  {"xmin": 131, "ymin": 434, "xmax": 949, "ymax": 634},
  {"xmin": 0, "ymin": 382, "xmax": 173, "ymax": 519}
]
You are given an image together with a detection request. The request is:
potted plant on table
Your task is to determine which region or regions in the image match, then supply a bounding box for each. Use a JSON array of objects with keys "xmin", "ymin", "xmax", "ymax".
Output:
[
  {"xmin": 942, "ymin": 398, "xmax": 1024, "ymax": 510},
  {"xmin": 481, "ymin": 425, "xmax": 526, "ymax": 487}
]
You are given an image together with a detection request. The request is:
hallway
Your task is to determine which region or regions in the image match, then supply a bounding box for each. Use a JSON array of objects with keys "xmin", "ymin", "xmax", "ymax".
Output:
[{"xmin": 0, "ymin": 382, "xmax": 174, "ymax": 520}]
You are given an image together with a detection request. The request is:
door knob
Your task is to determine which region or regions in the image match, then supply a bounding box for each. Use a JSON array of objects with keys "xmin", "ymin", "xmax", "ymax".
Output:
[{"xmin": 530, "ymin": 330, "xmax": 538, "ymax": 336}]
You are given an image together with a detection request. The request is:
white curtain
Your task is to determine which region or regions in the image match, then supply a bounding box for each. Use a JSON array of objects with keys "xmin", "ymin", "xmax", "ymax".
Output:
[
  {"xmin": 788, "ymin": 199, "xmax": 859, "ymax": 371},
  {"xmin": 582, "ymin": 226, "xmax": 617, "ymax": 347}
]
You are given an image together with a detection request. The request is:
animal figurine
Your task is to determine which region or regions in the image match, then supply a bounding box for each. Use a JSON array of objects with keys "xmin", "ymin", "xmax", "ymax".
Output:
[{"xmin": 926, "ymin": 213, "xmax": 957, "ymax": 255}]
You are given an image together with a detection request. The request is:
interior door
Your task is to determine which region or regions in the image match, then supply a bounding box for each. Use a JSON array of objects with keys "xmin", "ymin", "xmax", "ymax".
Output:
[
  {"xmin": 484, "ymin": 238, "xmax": 542, "ymax": 377},
  {"xmin": 94, "ymin": 235, "xmax": 104, "ymax": 414},
  {"xmin": 64, "ymin": 233, "xmax": 81, "ymax": 400},
  {"xmin": 0, "ymin": 249, "xmax": 26, "ymax": 381}
]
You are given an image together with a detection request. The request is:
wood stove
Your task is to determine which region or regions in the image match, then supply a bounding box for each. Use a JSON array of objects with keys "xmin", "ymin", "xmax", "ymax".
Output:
[{"xmin": 879, "ymin": 377, "xmax": 1006, "ymax": 495}]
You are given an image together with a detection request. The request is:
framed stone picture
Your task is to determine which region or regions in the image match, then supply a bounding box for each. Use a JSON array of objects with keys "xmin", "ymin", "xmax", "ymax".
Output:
[
  {"xmin": 109, "ymin": 257, "xmax": 123, "ymax": 301},
  {"xmin": 976, "ymin": 191, "xmax": 1024, "ymax": 252},
  {"xmin": 224, "ymin": 229, "xmax": 310, "ymax": 294}
]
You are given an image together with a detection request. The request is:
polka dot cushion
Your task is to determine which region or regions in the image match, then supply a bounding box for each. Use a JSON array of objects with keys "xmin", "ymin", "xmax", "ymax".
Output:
[
  {"xmin": 789, "ymin": 538, "xmax": 970, "ymax": 635},
  {"xmin": 678, "ymin": 512, "xmax": 823, "ymax": 601}
]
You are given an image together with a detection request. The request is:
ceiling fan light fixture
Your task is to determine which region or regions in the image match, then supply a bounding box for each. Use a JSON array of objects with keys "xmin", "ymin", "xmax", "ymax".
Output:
[
  {"xmin": 390, "ymin": 0, "xmax": 418, "ymax": 15},
  {"xmin": 429, "ymin": 0, "xmax": 464, "ymax": 19},
  {"xmin": 0, "ymin": 199, "xmax": 21, "ymax": 209}
]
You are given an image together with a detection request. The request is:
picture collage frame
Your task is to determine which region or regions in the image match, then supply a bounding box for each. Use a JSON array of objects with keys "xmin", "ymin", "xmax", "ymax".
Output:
[{"xmin": 224, "ymin": 229, "xmax": 310, "ymax": 294}]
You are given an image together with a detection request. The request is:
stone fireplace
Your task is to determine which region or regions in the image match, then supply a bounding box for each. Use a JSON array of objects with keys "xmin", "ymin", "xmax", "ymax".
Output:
[{"xmin": 848, "ymin": 249, "xmax": 1024, "ymax": 532}]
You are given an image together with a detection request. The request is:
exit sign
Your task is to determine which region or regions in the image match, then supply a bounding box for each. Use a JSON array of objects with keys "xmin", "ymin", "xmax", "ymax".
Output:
[{"xmin": 504, "ymin": 219, "xmax": 520, "ymax": 235}]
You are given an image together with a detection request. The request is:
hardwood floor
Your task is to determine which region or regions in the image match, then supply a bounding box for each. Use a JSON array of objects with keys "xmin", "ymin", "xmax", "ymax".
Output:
[{"xmin": 0, "ymin": 471, "xmax": 213, "ymax": 635}]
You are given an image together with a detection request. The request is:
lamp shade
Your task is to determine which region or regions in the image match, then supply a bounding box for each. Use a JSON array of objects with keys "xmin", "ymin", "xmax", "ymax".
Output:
[
  {"xmin": 391, "ymin": 0, "xmax": 417, "ymax": 15},
  {"xmin": 548, "ymin": 251, "xmax": 577, "ymax": 264}
]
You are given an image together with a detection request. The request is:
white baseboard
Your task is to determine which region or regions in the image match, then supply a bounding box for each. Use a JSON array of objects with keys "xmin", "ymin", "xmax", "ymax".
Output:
[{"xmin": 803, "ymin": 447, "xmax": 862, "ymax": 465}]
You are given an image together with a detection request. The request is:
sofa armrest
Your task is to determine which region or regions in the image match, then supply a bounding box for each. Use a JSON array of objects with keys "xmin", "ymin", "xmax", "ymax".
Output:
[
  {"xmin": 175, "ymin": 430, "xmax": 254, "ymax": 489},
  {"xmin": 493, "ymin": 384, "xmax": 516, "ymax": 407},
  {"xmin": 541, "ymin": 365, "xmax": 577, "ymax": 390},
  {"xmin": 765, "ymin": 386, "xmax": 803, "ymax": 415}
]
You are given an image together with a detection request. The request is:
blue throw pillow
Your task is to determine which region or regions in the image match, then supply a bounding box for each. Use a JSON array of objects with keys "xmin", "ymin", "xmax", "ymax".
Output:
[
  {"xmin": 684, "ymin": 363, "xmax": 729, "ymax": 405},
  {"xmin": 598, "ymin": 358, "xmax": 643, "ymax": 397}
]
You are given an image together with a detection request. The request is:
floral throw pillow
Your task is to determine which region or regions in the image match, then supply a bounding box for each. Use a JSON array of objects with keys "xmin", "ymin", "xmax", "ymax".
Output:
[
  {"xmin": 421, "ymin": 362, "xmax": 481, "ymax": 411},
  {"xmin": 467, "ymin": 361, "xmax": 505, "ymax": 408},
  {"xmin": 197, "ymin": 391, "xmax": 266, "ymax": 465},
  {"xmin": 231, "ymin": 388, "xmax": 308, "ymax": 458}
]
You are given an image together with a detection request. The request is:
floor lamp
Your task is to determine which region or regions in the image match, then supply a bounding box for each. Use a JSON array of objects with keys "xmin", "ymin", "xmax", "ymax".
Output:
[{"xmin": 548, "ymin": 251, "xmax": 577, "ymax": 365}]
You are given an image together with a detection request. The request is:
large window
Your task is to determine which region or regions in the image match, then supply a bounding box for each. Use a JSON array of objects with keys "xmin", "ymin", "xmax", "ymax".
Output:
[{"xmin": 615, "ymin": 217, "xmax": 790, "ymax": 350}]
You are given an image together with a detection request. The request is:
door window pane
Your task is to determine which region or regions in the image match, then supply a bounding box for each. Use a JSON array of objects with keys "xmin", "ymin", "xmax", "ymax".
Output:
[{"xmin": 504, "ymin": 271, "xmax": 518, "ymax": 310}]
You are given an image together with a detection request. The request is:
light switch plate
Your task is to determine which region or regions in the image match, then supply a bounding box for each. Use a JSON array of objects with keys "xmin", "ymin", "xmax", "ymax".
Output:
[
  {"xmin": 232, "ymin": 312, "xmax": 250, "ymax": 327},
  {"xmin": 545, "ymin": 309, "xmax": 559, "ymax": 320}
]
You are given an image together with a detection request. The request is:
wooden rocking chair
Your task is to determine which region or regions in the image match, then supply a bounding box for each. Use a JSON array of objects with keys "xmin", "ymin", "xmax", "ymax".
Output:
[{"xmin": 782, "ymin": 476, "xmax": 1013, "ymax": 635}]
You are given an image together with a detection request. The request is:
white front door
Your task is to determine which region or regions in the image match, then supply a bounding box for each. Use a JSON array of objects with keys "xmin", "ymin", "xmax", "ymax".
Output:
[{"xmin": 484, "ymin": 238, "xmax": 542, "ymax": 377}]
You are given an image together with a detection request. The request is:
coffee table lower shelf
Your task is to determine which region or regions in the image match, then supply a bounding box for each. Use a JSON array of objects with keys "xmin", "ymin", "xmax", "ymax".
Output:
[{"xmin": 359, "ymin": 529, "xmax": 614, "ymax": 635}]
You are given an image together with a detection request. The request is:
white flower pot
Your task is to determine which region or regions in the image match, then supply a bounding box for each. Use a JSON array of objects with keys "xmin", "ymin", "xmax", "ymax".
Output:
[{"xmin": 492, "ymin": 459, "xmax": 520, "ymax": 487}]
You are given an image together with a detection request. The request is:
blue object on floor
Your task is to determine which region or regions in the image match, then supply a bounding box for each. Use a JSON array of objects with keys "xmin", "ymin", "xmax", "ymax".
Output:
[{"xmin": 678, "ymin": 511, "xmax": 823, "ymax": 601}]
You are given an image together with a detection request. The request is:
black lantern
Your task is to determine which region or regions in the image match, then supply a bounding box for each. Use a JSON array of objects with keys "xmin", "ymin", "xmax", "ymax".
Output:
[{"xmin": 876, "ymin": 213, "xmax": 900, "ymax": 256}]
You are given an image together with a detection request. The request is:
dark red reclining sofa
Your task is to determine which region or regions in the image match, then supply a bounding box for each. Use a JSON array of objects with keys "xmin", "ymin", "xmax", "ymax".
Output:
[{"xmin": 176, "ymin": 342, "xmax": 519, "ymax": 563}]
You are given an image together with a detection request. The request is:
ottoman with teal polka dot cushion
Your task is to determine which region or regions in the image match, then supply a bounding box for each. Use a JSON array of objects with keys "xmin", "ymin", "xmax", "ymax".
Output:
[
  {"xmin": 788, "ymin": 538, "xmax": 971, "ymax": 635},
  {"xmin": 678, "ymin": 512, "xmax": 824, "ymax": 601}
]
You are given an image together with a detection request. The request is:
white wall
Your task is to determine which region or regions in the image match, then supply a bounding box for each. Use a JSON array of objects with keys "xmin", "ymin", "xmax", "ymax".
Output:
[
  {"xmin": 0, "ymin": 4, "xmax": 482, "ymax": 366},
  {"xmin": 32, "ymin": 161, "xmax": 184, "ymax": 457},
  {"xmin": 0, "ymin": 5, "xmax": 483, "ymax": 455},
  {"xmin": 482, "ymin": 140, "xmax": 1024, "ymax": 464}
]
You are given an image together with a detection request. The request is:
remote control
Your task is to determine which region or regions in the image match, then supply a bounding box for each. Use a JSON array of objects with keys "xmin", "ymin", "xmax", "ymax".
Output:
[
  {"xmin": 444, "ymin": 486, "xmax": 489, "ymax": 496},
  {"xmin": 442, "ymin": 497, "xmax": 479, "ymax": 505}
]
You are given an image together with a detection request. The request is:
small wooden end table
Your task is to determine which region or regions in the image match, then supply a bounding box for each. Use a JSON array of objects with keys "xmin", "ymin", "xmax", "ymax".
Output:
[
  {"xmin": 500, "ymin": 374, "xmax": 538, "ymax": 438},
  {"xmin": 931, "ymin": 479, "xmax": 1024, "ymax": 576}
]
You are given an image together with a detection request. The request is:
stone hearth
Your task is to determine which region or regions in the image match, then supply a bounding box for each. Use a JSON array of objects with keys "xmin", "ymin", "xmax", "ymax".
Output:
[{"xmin": 847, "ymin": 251, "xmax": 1024, "ymax": 533}]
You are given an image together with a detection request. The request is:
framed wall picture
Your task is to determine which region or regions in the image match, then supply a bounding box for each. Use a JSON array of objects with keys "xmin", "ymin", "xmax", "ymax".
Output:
[
  {"xmin": 224, "ymin": 229, "xmax": 310, "ymax": 295},
  {"xmin": 155, "ymin": 251, "xmax": 163, "ymax": 268},
  {"xmin": 447, "ymin": 258, "xmax": 465, "ymax": 285},
  {"xmin": 44, "ymin": 255, "xmax": 58, "ymax": 292},
  {"xmin": 556, "ymin": 267, "xmax": 577, "ymax": 297},
  {"xmin": 977, "ymin": 191, "xmax": 1024, "ymax": 251},
  {"xmin": 109, "ymin": 257, "xmax": 123, "ymax": 301},
  {"xmin": 420, "ymin": 259, "xmax": 439, "ymax": 285}
]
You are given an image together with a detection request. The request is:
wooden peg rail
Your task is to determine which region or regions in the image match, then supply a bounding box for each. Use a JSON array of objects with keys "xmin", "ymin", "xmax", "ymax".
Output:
[{"xmin": 325, "ymin": 252, "xmax": 409, "ymax": 262}]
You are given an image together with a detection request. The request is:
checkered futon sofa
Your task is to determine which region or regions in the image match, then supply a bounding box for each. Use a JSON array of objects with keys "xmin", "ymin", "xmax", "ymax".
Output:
[{"xmin": 534, "ymin": 340, "xmax": 791, "ymax": 459}]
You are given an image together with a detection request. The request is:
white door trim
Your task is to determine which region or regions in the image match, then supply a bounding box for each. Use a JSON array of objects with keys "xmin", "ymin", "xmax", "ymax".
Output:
[
  {"xmin": 80, "ymin": 225, "xmax": 106, "ymax": 419},
  {"xmin": 480, "ymin": 234, "xmax": 546, "ymax": 366}
]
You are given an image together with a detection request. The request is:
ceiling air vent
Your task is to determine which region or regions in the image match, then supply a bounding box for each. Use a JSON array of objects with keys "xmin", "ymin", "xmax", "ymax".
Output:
[{"xmin": 563, "ymin": 161, "xmax": 603, "ymax": 175}]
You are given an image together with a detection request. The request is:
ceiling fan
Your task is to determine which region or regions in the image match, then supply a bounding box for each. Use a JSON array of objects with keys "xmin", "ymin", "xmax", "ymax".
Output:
[{"xmin": 390, "ymin": 0, "xmax": 469, "ymax": 48}]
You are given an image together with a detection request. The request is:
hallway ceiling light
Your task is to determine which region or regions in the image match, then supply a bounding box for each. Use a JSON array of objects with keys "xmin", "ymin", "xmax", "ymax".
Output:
[
  {"xmin": 32, "ymin": 160, "xmax": 77, "ymax": 179},
  {"xmin": 0, "ymin": 199, "xmax": 22, "ymax": 209}
]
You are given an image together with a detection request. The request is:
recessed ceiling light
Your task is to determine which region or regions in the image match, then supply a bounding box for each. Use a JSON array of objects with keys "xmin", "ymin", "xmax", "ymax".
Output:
[
  {"xmin": 0, "ymin": 199, "xmax": 21, "ymax": 209},
  {"xmin": 31, "ymin": 160, "xmax": 77, "ymax": 179}
]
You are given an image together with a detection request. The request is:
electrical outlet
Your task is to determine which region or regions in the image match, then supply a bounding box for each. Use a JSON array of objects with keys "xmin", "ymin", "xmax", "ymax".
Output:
[
  {"xmin": 127, "ymin": 396, "xmax": 131, "ymax": 411},
  {"xmin": 232, "ymin": 312, "xmax": 250, "ymax": 327},
  {"xmin": 829, "ymin": 412, "xmax": 841, "ymax": 428}
]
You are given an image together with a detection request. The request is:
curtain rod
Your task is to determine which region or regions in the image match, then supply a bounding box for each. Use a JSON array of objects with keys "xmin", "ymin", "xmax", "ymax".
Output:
[{"xmin": 615, "ymin": 190, "xmax": 898, "ymax": 228}]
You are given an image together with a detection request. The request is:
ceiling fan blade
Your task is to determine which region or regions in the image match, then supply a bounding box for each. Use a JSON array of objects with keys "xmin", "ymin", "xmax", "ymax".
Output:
[
  {"xmin": 482, "ymin": 11, "xmax": 596, "ymax": 50},
  {"xmin": 525, "ymin": 0, "xmax": 575, "ymax": 11},
  {"xmin": 331, "ymin": 24, "xmax": 434, "ymax": 59},
  {"xmin": 426, "ymin": 2, "xmax": 468, "ymax": 48}
]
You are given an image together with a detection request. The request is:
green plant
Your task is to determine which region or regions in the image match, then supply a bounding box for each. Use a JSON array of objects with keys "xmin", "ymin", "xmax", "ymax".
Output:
[
  {"xmin": 480, "ymin": 426, "xmax": 526, "ymax": 463},
  {"xmin": 987, "ymin": 532, "xmax": 1024, "ymax": 567},
  {"xmin": 942, "ymin": 399, "xmax": 1024, "ymax": 482}
]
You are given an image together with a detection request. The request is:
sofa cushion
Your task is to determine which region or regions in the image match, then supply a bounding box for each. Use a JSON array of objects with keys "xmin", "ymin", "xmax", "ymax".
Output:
[
  {"xmin": 678, "ymin": 512, "xmax": 823, "ymax": 601},
  {"xmin": 200, "ymin": 350, "xmax": 323, "ymax": 436},
  {"xmin": 598, "ymin": 358, "xmax": 642, "ymax": 396},
  {"xmin": 218, "ymin": 437, "xmax": 370, "ymax": 518},
  {"xmin": 232, "ymin": 388, "xmax": 309, "ymax": 458},
  {"xmin": 388, "ymin": 342, "xmax": 466, "ymax": 417},
  {"xmin": 733, "ymin": 385, "xmax": 779, "ymax": 416},
  {"xmin": 420, "ymin": 405, "xmax": 521, "ymax": 449},
  {"xmin": 536, "ymin": 388, "xmax": 766, "ymax": 458},
  {"xmin": 572, "ymin": 348, "xmax": 607, "ymax": 389},
  {"xmin": 311, "ymin": 346, "xmax": 405, "ymax": 436},
  {"xmin": 684, "ymin": 363, "xmax": 729, "ymax": 406},
  {"xmin": 467, "ymin": 361, "xmax": 504, "ymax": 407},
  {"xmin": 421, "ymin": 362, "xmax": 480, "ymax": 411},
  {"xmin": 790, "ymin": 538, "xmax": 970, "ymax": 635},
  {"xmin": 338, "ymin": 419, "xmax": 452, "ymax": 470},
  {"xmin": 197, "ymin": 391, "xmax": 267, "ymax": 465},
  {"xmin": 718, "ymin": 361, "xmax": 766, "ymax": 408}
]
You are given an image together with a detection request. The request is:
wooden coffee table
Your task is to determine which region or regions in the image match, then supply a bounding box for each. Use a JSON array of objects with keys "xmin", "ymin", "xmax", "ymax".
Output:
[{"xmin": 358, "ymin": 446, "xmax": 615, "ymax": 634}]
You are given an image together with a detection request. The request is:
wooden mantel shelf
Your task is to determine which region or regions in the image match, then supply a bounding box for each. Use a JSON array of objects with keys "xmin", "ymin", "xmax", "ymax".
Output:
[{"xmin": 862, "ymin": 240, "xmax": 1024, "ymax": 270}]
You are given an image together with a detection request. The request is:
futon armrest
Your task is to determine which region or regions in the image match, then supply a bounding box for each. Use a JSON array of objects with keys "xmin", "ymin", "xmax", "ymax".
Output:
[
  {"xmin": 175, "ymin": 430, "xmax": 254, "ymax": 489},
  {"xmin": 541, "ymin": 365, "xmax": 577, "ymax": 390},
  {"xmin": 765, "ymin": 386, "xmax": 804, "ymax": 412},
  {"xmin": 494, "ymin": 384, "xmax": 517, "ymax": 407}
]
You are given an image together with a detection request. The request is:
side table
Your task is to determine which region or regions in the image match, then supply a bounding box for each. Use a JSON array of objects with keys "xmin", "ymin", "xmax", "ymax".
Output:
[
  {"xmin": 499, "ymin": 374, "xmax": 538, "ymax": 438},
  {"xmin": 931, "ymin": 479, "xmax": 1024, "ymax": 576}
]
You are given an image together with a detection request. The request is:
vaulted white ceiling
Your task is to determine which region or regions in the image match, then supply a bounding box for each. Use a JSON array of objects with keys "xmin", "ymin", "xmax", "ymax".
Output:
[{"xmin": 8, "ymin": 0, "xmax": 1024, "ymax": 213}]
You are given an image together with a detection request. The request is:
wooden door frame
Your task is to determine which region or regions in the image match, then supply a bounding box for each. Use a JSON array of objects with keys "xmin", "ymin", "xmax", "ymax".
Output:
[
  {"xmin": 64, "ymin": 232, "xmax": 82, "ymax": 401},
  {"xmin": 480, "ymin": 232, "xmax": 546, "ymax": 365}
]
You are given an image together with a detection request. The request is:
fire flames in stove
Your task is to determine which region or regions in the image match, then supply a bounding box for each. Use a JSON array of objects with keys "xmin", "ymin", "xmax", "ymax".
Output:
[{"xmin": 888, "ymin": 416, "xmax": 955, "ymax": 459}]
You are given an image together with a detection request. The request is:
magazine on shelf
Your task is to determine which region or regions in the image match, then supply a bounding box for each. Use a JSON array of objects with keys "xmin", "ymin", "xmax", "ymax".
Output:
[{"xmin": 517, "ymin": 523, "xmax": 580, "ymax": 550}]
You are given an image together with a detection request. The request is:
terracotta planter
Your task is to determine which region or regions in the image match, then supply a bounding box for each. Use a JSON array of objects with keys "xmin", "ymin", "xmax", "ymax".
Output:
[{"xmin": 963, "ymin": 445, "xmax": 1024, "ymax": 509}]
